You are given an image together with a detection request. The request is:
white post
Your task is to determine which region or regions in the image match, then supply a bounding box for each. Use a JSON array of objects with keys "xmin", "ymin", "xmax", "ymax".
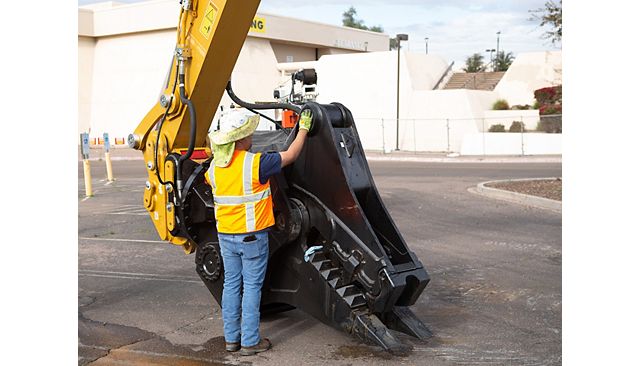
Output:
[
  {"xmin": 413, "ymin": 119, "xmax": 417, "ymax": 153},
  {"xmin": 381, "ymin": 118, "xmax": 386, "ymax": 154},
  {"xmin": 446, "ymin": 119, "xmax": 450, "ymax": 153},
  {"xmin": 520, "ymin": 116, "xmax": 525, "ymax": 156}
]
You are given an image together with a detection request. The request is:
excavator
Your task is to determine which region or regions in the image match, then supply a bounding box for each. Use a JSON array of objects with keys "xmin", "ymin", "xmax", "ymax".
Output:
[{"xmin": 128, "ymin": 0, "xmax": 431, "ymax": 353}]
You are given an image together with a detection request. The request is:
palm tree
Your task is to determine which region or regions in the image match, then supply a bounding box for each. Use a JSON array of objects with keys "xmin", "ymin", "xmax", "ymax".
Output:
[
  {"xmin": 494, "ymin": 51, "xmax": 514, "ymax": 71},
  {"xmin": 463, "ymin": 53, "xmax": 485, "ymax": 73}
]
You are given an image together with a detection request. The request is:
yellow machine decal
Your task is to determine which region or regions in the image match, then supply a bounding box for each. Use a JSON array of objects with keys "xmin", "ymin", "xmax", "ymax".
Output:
[
  {"xmin": 199, "ymin": 2, "xmax": 218, "ymax": 39},
  {"xmin": 250, "ymin": 16, "xmax": 266, "ymax": 33}
]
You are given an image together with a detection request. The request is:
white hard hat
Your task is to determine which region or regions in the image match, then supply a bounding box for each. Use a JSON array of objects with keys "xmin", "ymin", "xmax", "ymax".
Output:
[{"xmin": 210, "ymin": 109, "xmax": 259, "ymax": 145}]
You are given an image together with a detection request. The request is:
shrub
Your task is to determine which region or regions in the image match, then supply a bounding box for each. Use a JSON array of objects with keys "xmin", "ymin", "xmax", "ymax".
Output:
[
  {"xmin": 489, "ymin": 124, "xmax": 506, "ymax": 132},
  {"xmin": 540, "ymin": 104, "xmax": 562, "ymax": 115},
  {"xmin": 533, "ymin": 100, "xmax": 540, "ymax": 109},
  {"xmin": 511, "ymin": 104, "xmax": 532, "ymax": 110},
  {"xmin": 492, "ymin": 99, "xmax": 510, "ymax": 110},
  {"xmin": 509, "ymin": 121, "xmax": 525, "ymax": 132}
]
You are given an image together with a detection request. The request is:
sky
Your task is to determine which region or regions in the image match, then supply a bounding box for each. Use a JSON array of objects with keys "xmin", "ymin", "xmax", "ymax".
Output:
[{"xmin": 78, "ymin": 0, "xmax": 559, "ymax": 68}]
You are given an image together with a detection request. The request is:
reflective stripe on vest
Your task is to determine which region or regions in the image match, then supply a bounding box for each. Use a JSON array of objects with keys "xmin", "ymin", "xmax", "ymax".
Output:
[
  {"xmin": 207, "ymin": 150, "xmax": 274, "ymax": 233},
  {"xmin": 213, "ymin": 187, "xmax": 271, "ymax": 205}
]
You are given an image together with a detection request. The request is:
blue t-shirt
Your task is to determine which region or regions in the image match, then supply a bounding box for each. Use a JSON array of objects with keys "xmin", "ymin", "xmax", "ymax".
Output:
[{"xmin": 259, "ymin": 152, "xmax": 282, "ymax": 184}]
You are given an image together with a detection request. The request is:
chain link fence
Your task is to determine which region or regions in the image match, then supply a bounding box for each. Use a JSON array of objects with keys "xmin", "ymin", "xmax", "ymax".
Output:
[{"xmin": 353, "ymin": 113, "xmax": 562, "ymax": 155}]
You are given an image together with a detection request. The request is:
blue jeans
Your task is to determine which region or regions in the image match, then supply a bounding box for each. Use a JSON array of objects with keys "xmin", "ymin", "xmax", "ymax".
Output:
[{"xmin": 218, "ymin": 231, "xmax": 269, "ymax": 347}]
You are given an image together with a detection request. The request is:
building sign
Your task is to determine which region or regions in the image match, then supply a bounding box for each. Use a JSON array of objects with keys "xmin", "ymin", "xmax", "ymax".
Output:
[
  {"xmin": 250, "ymin": 16, "xmax": 266, "ymax": 33},
  {"xmin": 333, "ymin": 39, "xmax": 368, "ymax": 51}
]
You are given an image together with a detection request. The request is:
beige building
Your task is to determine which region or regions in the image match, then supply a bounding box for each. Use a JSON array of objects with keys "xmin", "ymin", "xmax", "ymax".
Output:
[{"xmin": 78, "ymin": 0, "xmax": 389, "ymax": 143}]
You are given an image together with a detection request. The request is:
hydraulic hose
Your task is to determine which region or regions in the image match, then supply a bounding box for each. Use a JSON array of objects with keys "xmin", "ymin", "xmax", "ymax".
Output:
[
  {"xmin": 154, "ymin": 62, "xmax": 179, "ymax": 191},
  {"xmin": 226, "ymin": 81, "xmax": 301, "ymax": 114},
  {"xmin": 178, "ymin": 74, "xmax": 197, "ymax": 162},
  {"xmin": 175, "ymin": 72, "xmax": 197, "ymax": 199}
]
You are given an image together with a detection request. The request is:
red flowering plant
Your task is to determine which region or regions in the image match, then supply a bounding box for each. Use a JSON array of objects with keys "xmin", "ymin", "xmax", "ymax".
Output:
[
  {"xmin": 539, "ymin": 103, "xmax": 562, "ymax": 115},
  {"xmin": 535, "ymin": 85, "xmax": 562, "ymax": 115},
  {"xmin": 534, "ymin": 85, "xmax": 562, "ymax": 133}
]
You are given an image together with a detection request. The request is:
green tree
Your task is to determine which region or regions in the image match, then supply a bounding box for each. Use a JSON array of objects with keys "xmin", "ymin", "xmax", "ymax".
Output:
[
  {"xmin": 529, "ymin": 0, "xmax": 562, "ymax": 46},
  {"xmin": 342, "ymin": 6, "xmax": 367, "ymax": 30},
  {"xmin": 494, "ymin": 51, "xmax": 514, "ymax": 71},
  {"xmin": 463, "ymin": 53, "xmax": 485, "ymax": 73},
  {"xmin": 341, "ymin": 7, "xmax": 398, "ymax": 50}
]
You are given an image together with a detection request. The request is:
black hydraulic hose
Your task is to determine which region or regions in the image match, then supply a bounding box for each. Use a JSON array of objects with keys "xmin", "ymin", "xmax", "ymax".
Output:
[
  {"xmin": 174, "ymin": 73, "xmax": 197, "ymax": 200},
  {"xmin": 225, "ymin": 81, "xmax": 301, "ymax": 114},
  {"xmin": 154, "ymin": 62, "xmax": 179, "ymax": 191},
  {"xmin": 246, "ymin": 107, "xmax": 283, "ymax": 130},
  {"xmin": 178, "ymin": 74, "xmax": 197, "ymax": 163}
]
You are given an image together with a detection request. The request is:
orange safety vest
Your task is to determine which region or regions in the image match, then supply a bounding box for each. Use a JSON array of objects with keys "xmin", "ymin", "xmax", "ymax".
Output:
[{"xmin": 205, "ymin": 150, "xmax": 275, "ymax": 234}]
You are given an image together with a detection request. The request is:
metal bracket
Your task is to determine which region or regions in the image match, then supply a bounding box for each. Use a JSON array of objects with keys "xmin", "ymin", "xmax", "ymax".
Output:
[{"xmin": 175, "ymin": 47, "xmax": 192, "ymax": 61}]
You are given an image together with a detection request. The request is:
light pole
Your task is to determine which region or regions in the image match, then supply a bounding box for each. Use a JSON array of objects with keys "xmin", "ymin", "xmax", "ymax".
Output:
[
  {"xmin": 496, "ymin": 31, "xmax": 501, "ymax": 71},
  {"xmin": 485, "ymin": 48, "xmax": 495, "ymax": 71},
  {"xmin": 424, "ymin": 37, "xmax": 429, "ymax": 54},
  {"xmin": 396, "ymin": 33, "xmax": 408, "ymax": 151}
]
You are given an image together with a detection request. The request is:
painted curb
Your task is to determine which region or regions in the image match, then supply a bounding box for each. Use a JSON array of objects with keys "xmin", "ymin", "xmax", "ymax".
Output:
[{"xmin": 473, "ymin": 178, "xmax": 562, "ymax": 212}]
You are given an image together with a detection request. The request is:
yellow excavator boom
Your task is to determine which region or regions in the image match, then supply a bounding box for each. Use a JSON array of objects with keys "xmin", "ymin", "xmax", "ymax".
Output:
[{"xmin": 128, "ymin": 0, "xmax": 261, "ymax": 253}]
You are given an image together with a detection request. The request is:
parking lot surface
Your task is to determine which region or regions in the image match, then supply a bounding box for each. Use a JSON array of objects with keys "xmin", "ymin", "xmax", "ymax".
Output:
[{"xmin": 79, "ymin": 159, "xmax": 561, "ymax": 365}]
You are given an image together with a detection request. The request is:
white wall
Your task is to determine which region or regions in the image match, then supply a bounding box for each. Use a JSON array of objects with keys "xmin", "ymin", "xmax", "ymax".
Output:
[
  {"xmin": 78, "ymin": 36, "xmax": 95, "ymax": 136},
  {"xmin": 402, "ymin": 89, "xmax": 495, "ymax": 152},
  {"xmin": 88, "ymin": 31, "xmax": 175, "ymax": 141},
  {"xmin": 314, "ymin": 51, "xmax": 449, "ymax": 150},
  {"xmin": 460, "ymin": 133, "xmax": 562, "ymax": 155},
  {"xmin": 221, "ymin": 37, "xmax": 282, "ymax": 132},
  {"xmin": 494, "ymin": 51, "xmax": 562, "ymax": 106},
  {"xmin": 315, "ymin": 51, "xmax": 449, "ymax": 118},
  {"xmin": 314, "ymin": 51, "xmax": 503, "ymax": 152}
]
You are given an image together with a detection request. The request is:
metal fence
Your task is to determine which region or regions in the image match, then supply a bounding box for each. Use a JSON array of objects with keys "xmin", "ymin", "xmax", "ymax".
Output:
[{"xmin": 352, "ymin": 113, "xmax": 562, "ymax": 155}]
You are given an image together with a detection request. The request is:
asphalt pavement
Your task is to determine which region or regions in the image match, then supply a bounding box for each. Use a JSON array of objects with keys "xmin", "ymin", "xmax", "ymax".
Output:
[{"xmin": 78, "ymin": 154, "xmax": 561, "ymax": 365}]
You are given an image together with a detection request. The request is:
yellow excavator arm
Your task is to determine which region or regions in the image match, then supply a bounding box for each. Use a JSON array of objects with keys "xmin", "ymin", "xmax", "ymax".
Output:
[{"xmin": 128, "ymin": 0, "xmax": 261, "ymax": 253}]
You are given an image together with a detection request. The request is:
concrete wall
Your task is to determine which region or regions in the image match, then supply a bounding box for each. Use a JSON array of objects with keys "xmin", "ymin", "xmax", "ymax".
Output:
[
  {"xmin": 78, "ymin": 36, "xmax": 95, "ymax": 135},
  {"xmin": 460, "ymin": 133, "xmax": 562, "ymax": 155},
  {"xmin": 88, "ymin": 31, "xmax": 175, "ymax": 141},
  {"xmin": 270, "ymin": 42, "xmax": 317, "ymax": 63},
  {"xmin": 314, "ymin": 51, "xmax": 499, "ymax": 151},
  {"xmin": 494, "ymin": 51, "xmax": 562, "ymax": 106},
  {"xmin": 315, "ymin": 51, "xmax": 450, "ymax": 119}
]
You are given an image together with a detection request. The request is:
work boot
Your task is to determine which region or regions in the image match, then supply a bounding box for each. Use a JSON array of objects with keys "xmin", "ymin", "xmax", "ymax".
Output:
[
  {"xmin": 240, "ymin": 338, "xmax": 271, "ymax": 356},
  {"xmin": 225, "ymin": 342, "xmax": 240, "ymax": 352}
]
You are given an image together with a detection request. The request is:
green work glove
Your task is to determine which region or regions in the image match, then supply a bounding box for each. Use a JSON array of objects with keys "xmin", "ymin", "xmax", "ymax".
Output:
[{"xmin": 299, "ymin": 110, "xmax": 312, "ymax": 131}]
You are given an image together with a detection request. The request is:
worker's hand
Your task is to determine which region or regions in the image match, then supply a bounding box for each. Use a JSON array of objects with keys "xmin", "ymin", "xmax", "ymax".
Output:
[{"xmin": 299, "ymin": 110, "xmax": 313, "ymax": 132}]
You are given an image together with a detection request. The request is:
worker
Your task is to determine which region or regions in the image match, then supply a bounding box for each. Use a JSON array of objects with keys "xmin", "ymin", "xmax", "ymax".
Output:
[{"xmin": 205, "ymin": 108, "xmax": 313, "ymax": 356}]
